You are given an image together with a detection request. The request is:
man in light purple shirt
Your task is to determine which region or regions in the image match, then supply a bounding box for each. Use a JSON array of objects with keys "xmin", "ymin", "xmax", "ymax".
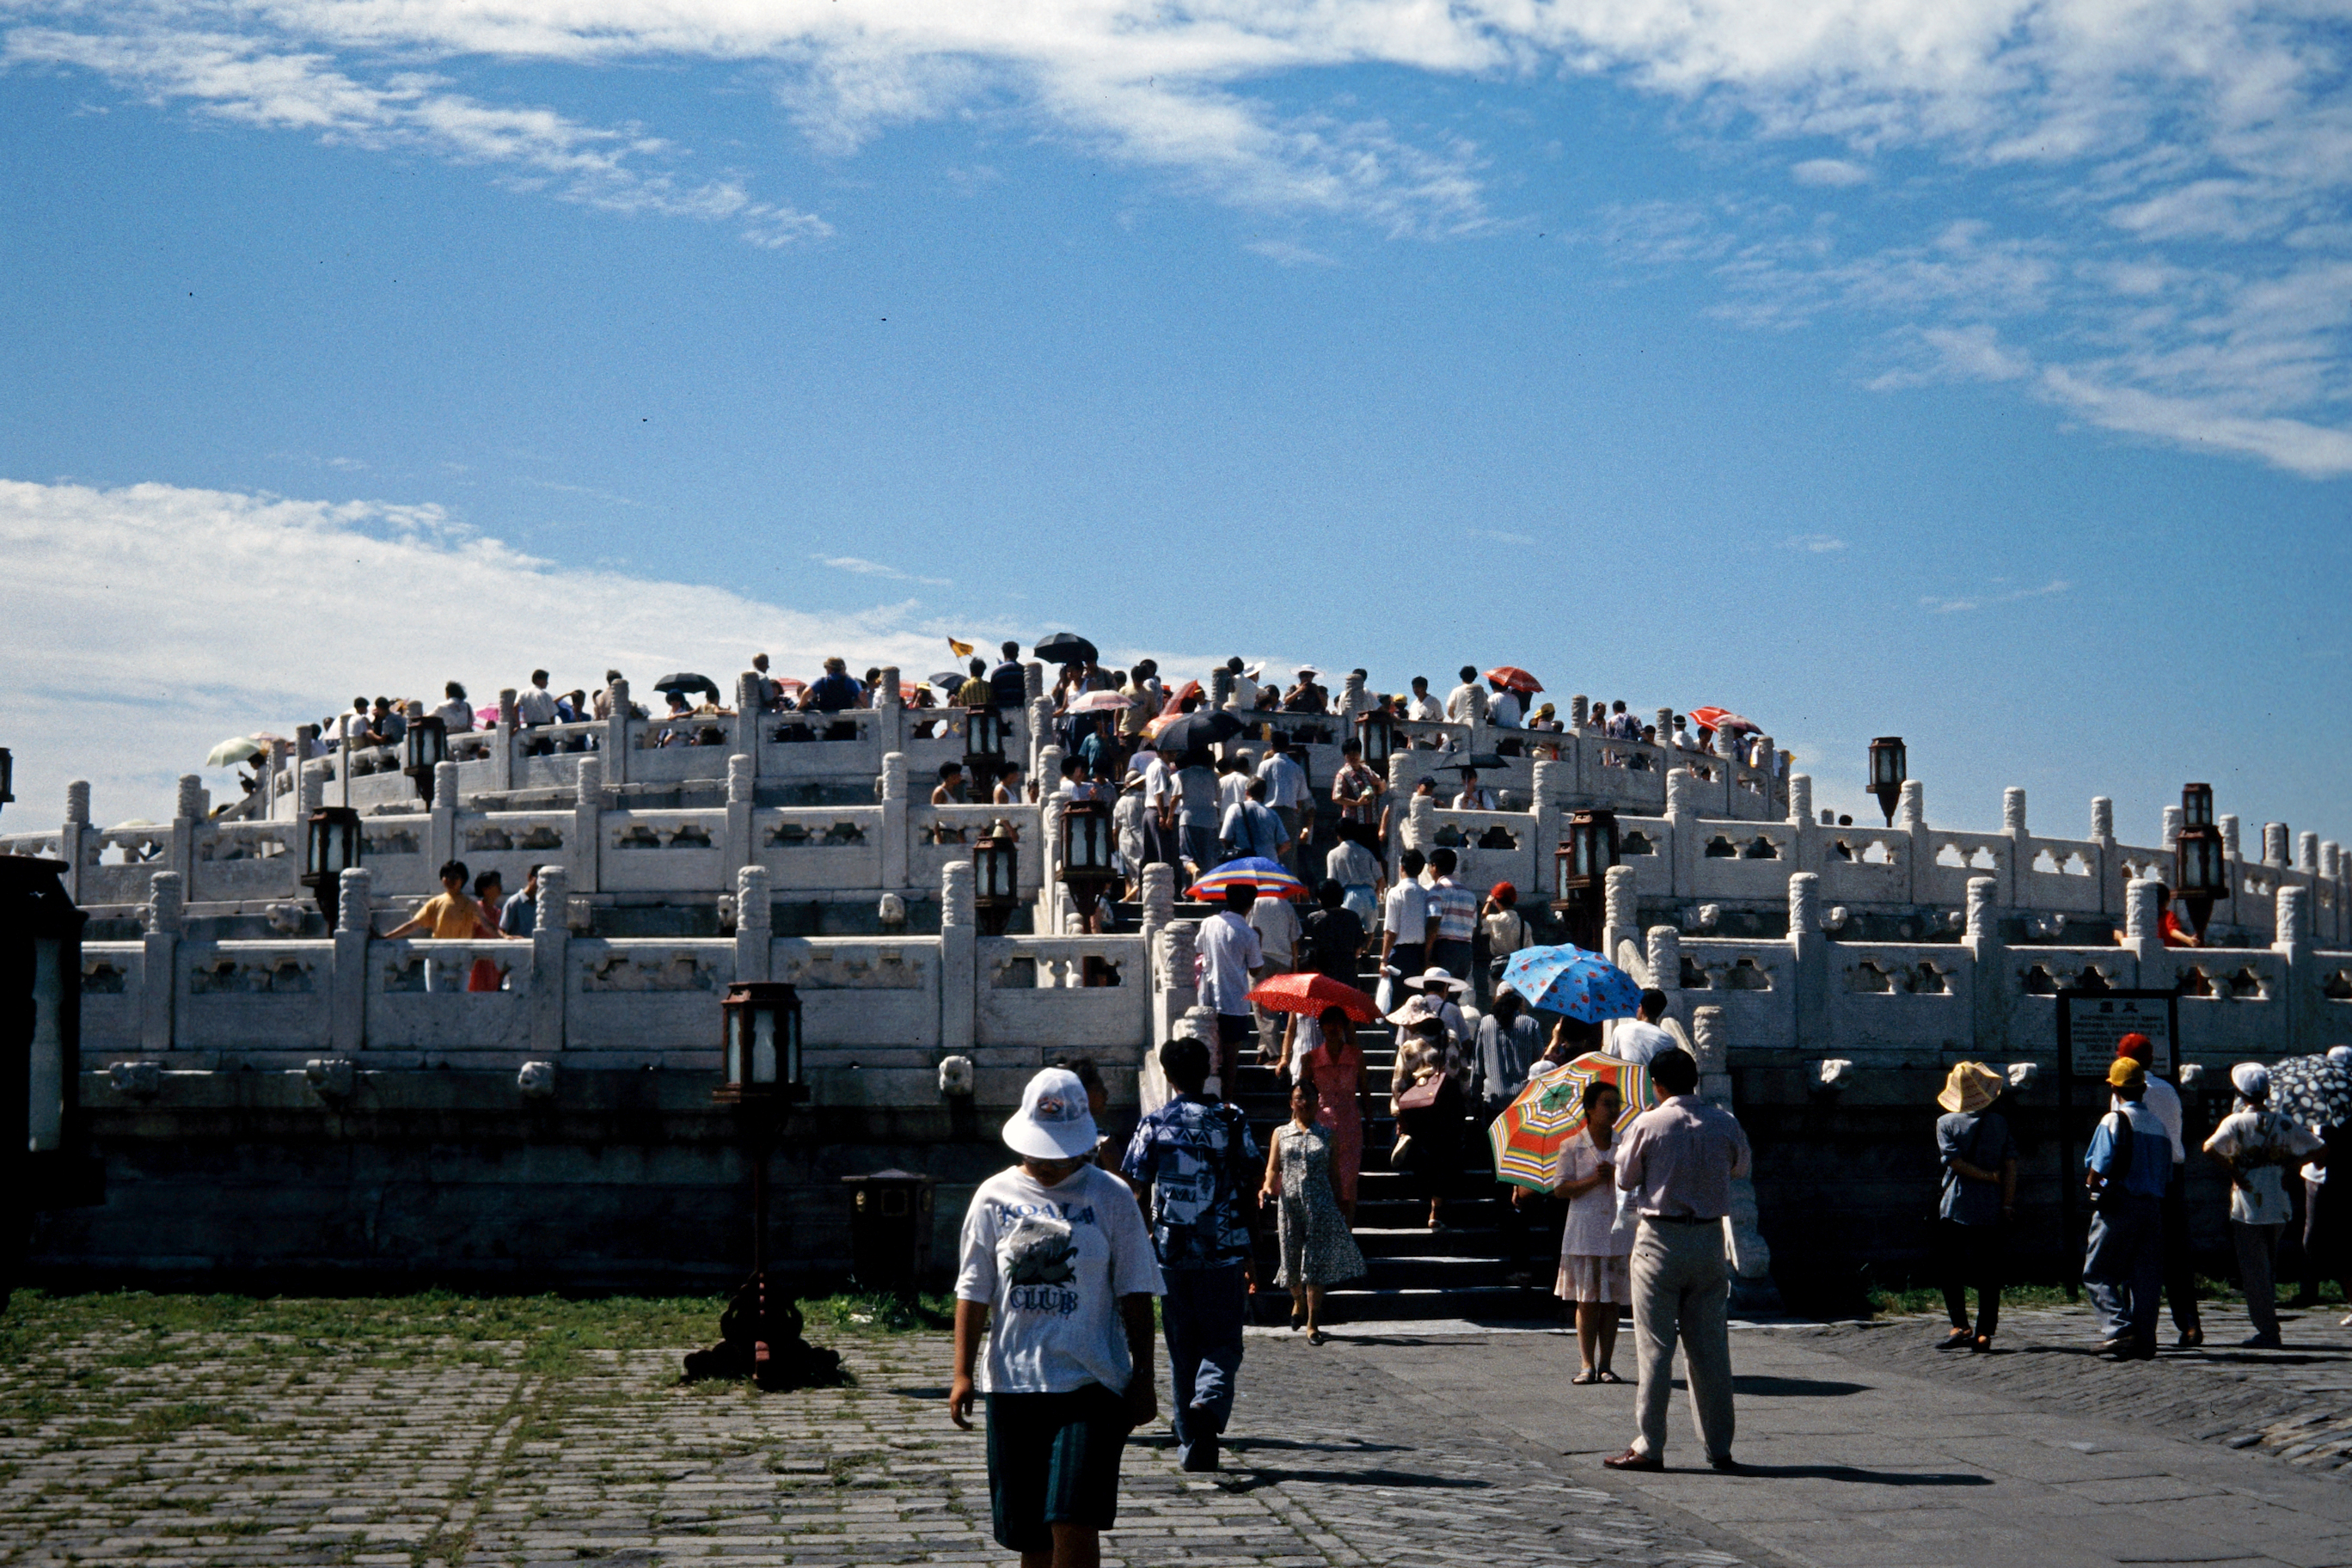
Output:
[{"xmin": 1605, "ymin": 1048, "xmax": 1752, "ymax": 1473}]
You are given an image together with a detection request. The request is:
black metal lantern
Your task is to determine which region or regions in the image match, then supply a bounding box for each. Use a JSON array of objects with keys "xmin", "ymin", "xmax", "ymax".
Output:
[
  {"xmin": 1867, "ymin": 736, "xmax": 1907, "ymax": 826},
  {"xmin": 1062, "ymin": 798, "xmax": 1115, "ymax": 886},
  {"xmin": 1357, "ymin": 706, "xmax": 1394, "ymax": 769},
  {"xmin": 402, "ymin": 716, "xmax": 449, "ymax": 806},
  {"xmin": 965, "ymin": 705, "xmax": 1006, "ymax": 786},
  {"xmin": 302, "ymin": 806, "xmax": 362, "ymax": 932},
  {"xmin": 2175, "ymin": 818, "xmax": 2229, "ymax": 939},
  {"xmin": 717, "ymin": 982, "xmax": 806, "ymax": 1105},
  {"xmin": 1553, "ymin": 808, "xmax": 1617, "ymax": 948},
  {"xmin": 0, "ymin": 745, "xmax": 13, "ymax": 817},
  {"xmin": 2182, "ymin": 781, "xmax": 2214, "ymax": 829},
  {"xmin": 0, "ymin": 857, "xmax": 100, "ymax": 1240},
  {"xmin": 974, "ymin": 818, "xmax": 1020, "ymax": 935}
]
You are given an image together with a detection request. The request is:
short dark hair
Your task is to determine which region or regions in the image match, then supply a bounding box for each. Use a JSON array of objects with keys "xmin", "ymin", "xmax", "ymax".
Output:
[
  {"xmin": 938, "ymin": 761, "xmax": 963, "ymax": 781},
  {"xmin": 1001, "ymin": 640, "xmax": 1020, "ymax": 658},
  {"xmin": 1411, "ymin": 676, "xmax": 1429, "ymax": 689},
  {"xmin": 1318, "ymin": 879, "xmax": 1344, "ymax": 909},
  {"xmin": 1639, "ymin": 988, "xmax": 1669, "ymax": 1020},
  {"xmin": 1580, "ymin": 1077, "xmax": 1620, "ymax": 1113},
  {"xmin": 1246, "ymin": 778, "xmax": 1267, "ymax": 799},
  {"xmin": 1269, "ymin": 731, "xmax": 1289, "ymax": 751},
  {"xmin": 1651, "ymin": 1048, "xmax": 1698, "ymax": 1095},
  {"xmin": 1341, "ymin": 738, "xmax": 1361, "ymax": 756},
  {"xmin": 1225, "ymin": 883, "xmax": 1258, "ymax": 910},
  {"xmin": 971, "ymin": 658, "xmax": 986, "ymax": 677},
  {"xmin": 1160, "ymin": 1036, "xmax": 1210, "ymax": 1090},
  {"xmin": 1460, "ymin": 665, "xmax": 1477, "ymax": 682},
  {"xmin": 604, "ymin": 669, "xmax": 623, "ymax": 684},
  {"xmin": 445, "ymin": 681, "xmax": 465, "ymax": 700},
  {"xmin": 1400, "ymin": 848, "xmax": 1426, "ymax": 875},
  {"xmin": 1430, "ymin": 848, "xmax": 1457, "ymax": 874},
  {"xmin": 473, "ymin": 869, "xmax": 502, "ymax": 898},
  {"xmin": 438, "ymin": 859, "xmax": 469, "ymax": 885},
  {"xmin": 1491, "ymin": 988, "xmax": 1523, "ymax": 1022},
  {"xmin": 532, "ymin": 669, "xmax": 549, "ymax": 684}
]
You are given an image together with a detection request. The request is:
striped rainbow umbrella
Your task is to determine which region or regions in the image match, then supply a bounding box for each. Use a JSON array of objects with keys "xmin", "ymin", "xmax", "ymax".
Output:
[
  {"xmin": 1488, "ymin": 1050, "xmax": 1658, "ymax": 1191},
  {"xmin": 1186, "ymin": 858, "xmax": 1308, "ymax": 901}
]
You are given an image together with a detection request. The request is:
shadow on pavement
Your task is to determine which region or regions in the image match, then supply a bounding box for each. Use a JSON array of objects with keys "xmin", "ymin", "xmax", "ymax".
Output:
[
  {"xmin": 1222, "ymin": 1436, "xmax": 1412, "ymax": 1454},
  {"xmin": 1710, "ymin": 1464, "xmax": 1994, "ymax": 1485},
  {"xmin": 1730, "ymin": 1375, "xmax": 1870, "ymax": 1397},
  {"xmin": 1213, "ymin": 1467, "xmax": 1492, "ymax": 1493}
]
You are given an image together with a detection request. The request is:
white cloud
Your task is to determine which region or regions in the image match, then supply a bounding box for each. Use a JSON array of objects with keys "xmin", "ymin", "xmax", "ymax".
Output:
[
  {"xmin": 1470, "ymin": 528, "xmax": 1538, "ymax": 545},
  {"xmin": 1791, "ymin": 157, "xmax": 1868, "ymax": 187},
  {"xmin": 1920, "ymin": 578, "xmax": 2071, "ymax": 614},
  {"xmin": 5, "ymin": 0, "xmax": 2351, "ymax": 468},
  {"xmin": 0, "ymin": 477, "xmax": 962, "ymax": 826},
  {"xmin": 1781, "ymin": 533, "xmax": 1846, "ymax": 552},
  {"xmin": 813, "ymin": 554, "xmax": 952, "ymax": 587},
  {"xmin": 1246, "ymin": 238, "xmax": 1339, "ymax": 267}
]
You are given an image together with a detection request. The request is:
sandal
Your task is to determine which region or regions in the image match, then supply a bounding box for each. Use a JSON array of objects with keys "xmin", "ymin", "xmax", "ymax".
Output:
[
  {"xmin": 1571, "ymin": 1368, "xmax": 1600, "ymax": 1385},
  {"xmin": 1596, "ymin": 1369, "xmax": 1624, "ymax": 1384}
]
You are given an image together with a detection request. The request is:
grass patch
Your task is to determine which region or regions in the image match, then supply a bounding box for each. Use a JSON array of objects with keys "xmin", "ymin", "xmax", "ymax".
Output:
[{"xmin": 798, "ymin": 1293, "xmax": 955, "ymax": 1334}]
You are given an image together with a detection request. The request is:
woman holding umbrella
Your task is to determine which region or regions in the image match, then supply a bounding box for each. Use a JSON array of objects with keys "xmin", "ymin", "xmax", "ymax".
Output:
[
  {"xmin": 1298, "ymin": 1005, "xmax": 1364, "ymax": 1218},
  {"xmin": 1552, "ymin": 1079, "xmax": 1632, "ymax": 1383}
]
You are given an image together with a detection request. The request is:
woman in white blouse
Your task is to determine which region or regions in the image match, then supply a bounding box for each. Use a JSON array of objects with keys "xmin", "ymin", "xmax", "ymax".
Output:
[{"xmin": 1551, "ymin": 1080, "xmax": 1634, "ymax": 1383}]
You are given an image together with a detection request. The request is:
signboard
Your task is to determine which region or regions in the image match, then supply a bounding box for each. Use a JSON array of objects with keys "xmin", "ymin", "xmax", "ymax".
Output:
[{"xmin": 2058, "ymin": 989, "xmax": 2177, "ymax": 1077}]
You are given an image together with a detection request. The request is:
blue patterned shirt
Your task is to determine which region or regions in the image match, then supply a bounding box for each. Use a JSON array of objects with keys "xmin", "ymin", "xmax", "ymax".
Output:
[{"xmin": 1121, "ymin": 1094, "xmax": 1259, "ymax": 1271}]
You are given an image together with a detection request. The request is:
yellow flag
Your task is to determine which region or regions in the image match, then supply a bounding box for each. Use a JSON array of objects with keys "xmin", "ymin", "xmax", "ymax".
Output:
[{"xmin": 947, "ymin": 638, "xmax": 975, "ymax": 658}]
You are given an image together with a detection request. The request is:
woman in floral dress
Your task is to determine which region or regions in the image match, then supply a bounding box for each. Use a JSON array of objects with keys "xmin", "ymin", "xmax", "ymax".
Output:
[{"xmin": 1261, "ymin": 1076, "xmax": 1365, "ymax": 1344}]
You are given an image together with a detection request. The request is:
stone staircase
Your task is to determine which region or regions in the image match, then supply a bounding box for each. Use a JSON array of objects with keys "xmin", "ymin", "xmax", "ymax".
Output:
[{"xmin": 1125, "ymin": 885, "xmax": 1560, "ymax": 1326}]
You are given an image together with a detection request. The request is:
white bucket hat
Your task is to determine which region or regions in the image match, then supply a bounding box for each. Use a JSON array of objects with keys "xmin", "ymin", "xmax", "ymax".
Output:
[
  {"xmin": 1003, "ymin": 1067, "xmax": 1100, "ymax": 1161},
  {"xmin": 2231, "ymin": 1062, "xmax": 2270, "ymax": 1099},
  {"xmin": 1417, "ymin": 966, "xmax": 1470, "ymax": 995}
]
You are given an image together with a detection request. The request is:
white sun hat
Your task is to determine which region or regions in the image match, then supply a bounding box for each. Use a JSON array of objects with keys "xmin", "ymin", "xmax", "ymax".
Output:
[{"xmin": 1002, "ymin": 1066, "xmax": 1100, "ymax": 1161}]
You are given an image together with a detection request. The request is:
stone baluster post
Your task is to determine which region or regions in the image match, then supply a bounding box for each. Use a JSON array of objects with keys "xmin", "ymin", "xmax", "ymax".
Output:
[
  {"xmin": 1895, "ymin": 779, "xmax": 1926, "ymax": 903},
  {"xmin": 603, "ymin": 677, "xmax": 632, "ymax": 785},
  {"xmin": 169, "ymin": 774, "xmax": 205, "ymax": 895},
  {"xmin": 1403, "ymin": 789, "xmax": 1435, "ymax": 854},
  {"xmin": 1210, "ymin": 667, "xmax": 1234, "ymax": 714},
  {"xmin": 2116, "ymin": 876, "xmax": 2160, "ymax": 988},
  {"xmin": 2299, "ymin": 831, "xmax": 2319, "ymax": 873},
  {"xmin": 331, "ymin": 867, "xmax": 371, "ymax": 1055},
  {"xmin": 2002, "ymin": 787, "xmax": 2027, "ymax": 835},
  {"xmin": 1602, "ymin": 865, "xmax": 1639, "ymax": 971},
  {"xmin": 1784, "ymin": 771, "xmax": 1817, "ymax": 880},
  {"xmin": 2276, "ymin": 884, "xmax": 2312, "ymax": 1056},
  {"xmin": 1138, "ymin": 861, "xmax": 1177, "ymax": 1047},
  {"xmin": 2324, "ymin": 842, "xmax": 2346, "ymax": 946},
  {"xmin": 141, "ymin": 871, "xmax": 182, "ymax": 1052},
  {"xmin": 2091, "ymin": 796, "xmax": 2117, "ymax": 917},
  {"xmin": 726, "ymin": 754, "xmax": 756, "ymax": 879},
  {"xmin": 940, "ymin": 861, "xmax": 977, "ymax": 1054},
  {"xmin": 1785, "ymin": 772, "xmax": 1814, "ymax": 826},
  {"xmin": 732, "ymin": 865, "xmax": 769, "ymax": 986},
  {"xmin": 299, "ymin": 760, "xmax": 324, "ymax": 820},
  {"xmin": 495, "ymin": 688, "xmax": 518, "ymax": 791},
  {"xmin": 1026, "ymin": 696, "xmax": 1055, "ymax": 781},
  {"xmin": 2161, "ymin": 805, "xmax": 2183, "ymax": 847},
  {"xmin": 1154, "ymin": 918, "xmax": 1203, "ymax": 1061},
  {"xmin": 570, "ymin": 756, "xmax": 603, "ymax": 895},
  {"xmin": 1998, "ymin": 787, "xmax": 2028, "ymax": 909},
  {"xmin": 1645, "ymin": 924, "xmax": 1682, "ymax": 1001},
  {"xmin": 879, "ymin": 752, "xmax": 910, "ymax": 893},
  {"xmin": 1530, "ymin": 760, "xmax": 1561, "ymax": 897},
  {"xmin": 2220, "ymin": 813, "xmax": 2241, "ymax": 859},
  {"xmin": 2264, "ymin": 822, "xmax": 2290, "ymax": 867},
  {"xmin": 1964, "ymin": 874, "xmax": 2005, "ymax": 1057},
  {"xmin": 876, "ymin": 665, "xmax": 903, "ymax": 757},
  {"xmin": 1569, "ymin": 694, "xmax": 1589, "ymax": 728},
  {"xmin": 735, "ymin": 672, "xmax": 763, "ymax": 769},
  {"xmin": 1896, "ymin": 778, "xmax": 1925, "ymax": 830},
  {"xmin": 1788, "ymin": 871, "xmax": 1826, "ymax": 1046},
  {"xmin": 1338, "ymin": 671, "xmax": 1366, "ymax": 724},
  {"xmin": 531, "ymin": 864, "xmax": 571, "ymax": 1052},
  {"xmin": 1023, "ymin": 661, "xmax": 1044, "ymax": 703},
  {"xmin": 1664, "ymin": 766, "xmax": 1699, "ymax": 897},
  {"xmin": 60, "ymin": 781, "xmax": 89, "ymax": 903},
  {"xmin": 1040, "ymin": 795, "xmax": 1068, "ymax": 931},
  {"xmin": 427, "ymin": 759, "xmax": 458, "ymax": 872}
]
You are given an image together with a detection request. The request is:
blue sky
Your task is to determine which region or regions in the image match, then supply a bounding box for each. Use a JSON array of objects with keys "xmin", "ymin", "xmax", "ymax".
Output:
[{"xmin": 1, "ymin": 0, "xmax": 2347, "ymax": 855}]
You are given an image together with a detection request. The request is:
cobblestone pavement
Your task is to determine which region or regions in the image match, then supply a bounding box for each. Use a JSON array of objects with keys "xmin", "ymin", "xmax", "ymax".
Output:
[
  {"xmin": 0, "ymin": 1316, "xmax": 1750, "ymax": 1568},
  {"xmin": 1798, "ymin": 1298, "xmax": 2352, "ymax": 1474}
]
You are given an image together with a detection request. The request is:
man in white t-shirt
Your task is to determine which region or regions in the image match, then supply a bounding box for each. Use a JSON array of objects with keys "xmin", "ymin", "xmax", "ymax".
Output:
[
  {"xmin": 1444, "ymin": 665, "xmax": 1482, "ymax": 724},
  {"xmin": 1487, "ymin": 680, "xmax": 1523, "ymax": 730},
  {"xmin": 952, "ymin": 1068, "xmax": 1165, "ymax": 1566},
  {"xmin": 1197, "ymin": 885, "xmax": 1265, "ymax": 1083},
  {"xmin": 1406, "ymin": 677, "xmax": 1443, "ymax": 725},
  {"xmin": 1380, "ymin": 848, "xmax": 1430, "ymax": 1002},
  {"xmin": 1608, "ymin": 990, "xmax": 1676, "ymax": 1065},
  {"xmin": 1220, "ymin": 658, "xmax": 1259, "ymax": 713},
  {"xmin": 1247, "ymin": 884, "xmax": 1301, "ymax": 1067}
]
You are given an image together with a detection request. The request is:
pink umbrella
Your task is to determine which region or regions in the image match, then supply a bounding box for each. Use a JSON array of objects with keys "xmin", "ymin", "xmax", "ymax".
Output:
[
  {"xmin": 1068, "ymin": 690, "xmax": 1131, "ymax": 714},
  {"xmin": 475, "ymin": 705, "xmax": 504, "ymax": 726}
]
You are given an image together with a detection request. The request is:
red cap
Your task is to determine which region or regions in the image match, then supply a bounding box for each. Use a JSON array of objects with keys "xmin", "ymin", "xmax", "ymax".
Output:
[
  {"xmin": 2116, "ymin": 1032, "xmax": 2153, "ymax": 1062},
  {"xmin": 1489, "ymin": 882, "xmax": 1517, "ymax": 906}
]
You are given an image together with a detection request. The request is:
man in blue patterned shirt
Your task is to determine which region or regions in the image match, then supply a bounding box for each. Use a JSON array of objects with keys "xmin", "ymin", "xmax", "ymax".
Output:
[{"xmin": 1122, "ymin": 1036, "xmax": 1259, "ymax": 1472}]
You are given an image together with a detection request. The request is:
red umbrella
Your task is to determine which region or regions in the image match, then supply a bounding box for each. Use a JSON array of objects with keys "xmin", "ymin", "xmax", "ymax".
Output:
[
  {"xmin": 1246, "ymin": 971, "xmax": 1381, "ymax": 1023},
  {"xmin": 1158, "ymin": 679, "xmax": 1203, "ymax": 717},
  {"xmin": 1688, "ymin": 706, "xmax": 1755, "ymax": 732},
  {"xmin": 1485, "ymin": 666, "xmax": 1543, "ymax": 695}
]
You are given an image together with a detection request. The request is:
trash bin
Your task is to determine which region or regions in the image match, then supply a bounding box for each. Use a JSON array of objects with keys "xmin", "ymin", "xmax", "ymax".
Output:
[{"xmin": 842, "ymin": 1169, "xmax": 935, "ymax": 1296}]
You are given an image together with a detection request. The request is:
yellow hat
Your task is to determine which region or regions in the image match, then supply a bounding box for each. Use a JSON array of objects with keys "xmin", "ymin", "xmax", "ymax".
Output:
[
  {"xmin": 2107, "ymin": 1057, "xmax": 2145, "ymax": 1090},
  {"xmin": 1938, "ymin": 1062, "xmax": 2004, "ymax": 1116}
]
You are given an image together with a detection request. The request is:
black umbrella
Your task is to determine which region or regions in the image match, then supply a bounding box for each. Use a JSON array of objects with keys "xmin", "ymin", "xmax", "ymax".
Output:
[
  {"xmin": 1457, "ymin": 752, "xmax": 1510, "ymax": 770},
  {"xmin": 652, "ymin": 673, "xmax": 722, "ymax": 701},
  {"xmin": 928, "ymin": 671, "xmax": 967, "ymax": 691},
  {"xmin": 1156, "ymin": 710, "xmax": 1243, "ymax": 757},
  {"xmin": 1033, "ymin": 633, "xmax": 1099, "ymax": 665},
  {"xmin": 2269, "ymin": 1054, "xmax": 2352, "ymax": 1130}
]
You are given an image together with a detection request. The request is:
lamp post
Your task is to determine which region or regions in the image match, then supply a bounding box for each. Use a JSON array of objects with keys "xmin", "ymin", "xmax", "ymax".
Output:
[
  {"xmin": 964, "ymin": 706, "xmax": 1006, "ymax": 791},
  {"xmin": 1061, "ymin": 798, "xmax": 1115, "ymax": 889},
  {"xmin": 302, "ymin": 807, "xmax": 362, "ymax": 933},
  {"xmin": 401, "ymin": 715, "xmax": 449, "ymax": 806},
  {"xmin": 2175, "ymin": 782, "xmax": 2227, "ymax": 939},
  {"xmin": 1356, "ymin": 706, "xmax": 1394, "ymax": 770},
  {"xmin": 974, "ymin": 818, "xmax": 1020, "ymax": 937},
  {"xmin": 0, "ymin": 855, "xmax": 101, "ymax": 1305},
  {"xmin": 1867, "ymin": 736, "xmax": 1907, "ymax": 826},
  {"xmin": 683, "ymin": 982, "xmax": 842, "ymax": 1392},
  {"xmin": 1552, "ymin": 807, "xmax": 1618, "ymax": 949}
]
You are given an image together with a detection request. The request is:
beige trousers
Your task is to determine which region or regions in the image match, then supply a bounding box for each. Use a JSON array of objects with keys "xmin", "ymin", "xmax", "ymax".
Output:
[{"xmin": 1629, "ymin": 1218, "xmax": 1736, "ymax": 1462}]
